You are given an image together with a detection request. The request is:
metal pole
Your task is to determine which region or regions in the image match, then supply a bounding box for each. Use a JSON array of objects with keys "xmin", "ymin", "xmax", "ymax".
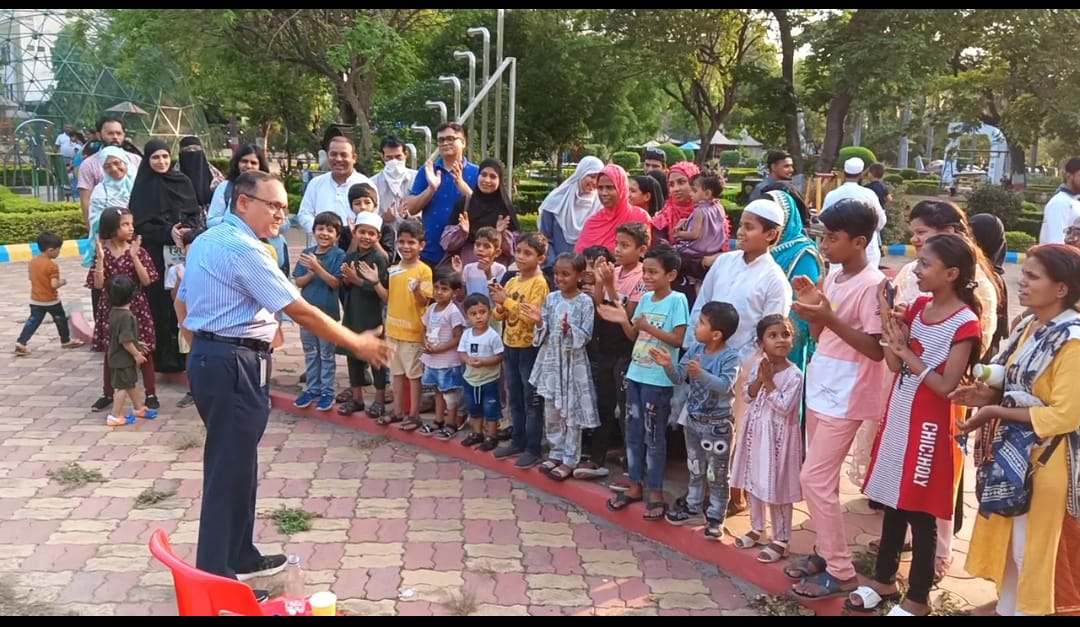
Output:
[
  {"xmin": 422, "ymin": 57, "xmax": 513, "ymax": 162},
  {"xmin": 453, "ymin": 50, "xmax": 476, "ymax": 161},
  {"xmin": 405, "ymin": 143, "xmax": 418, "ymax": 170},
  {"xmin": 438, "ymin": 76, "xmax": 462, "ymax": 121},
  {"xmin": 409, "ymin": 125, "xmax": 432, "ymax": 160},
  {"xmin": 507, "ymin": 57, "xmax": 516, "ymax": 185},
  {"xmin": 494, "ymin": 10, "xmax": 505, "ymax": 161},
  {"xmin": 425, "ymin": 101, "xmax": 448, "ymax": 124},
  {"xmin": 467, "ymin": 27, "xmax": 490, "ymax": 158}
]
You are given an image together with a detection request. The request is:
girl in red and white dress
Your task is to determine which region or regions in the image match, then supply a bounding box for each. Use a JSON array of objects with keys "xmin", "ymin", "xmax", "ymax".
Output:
[{"xmin": 847, "ymin": 233, "xmax": 983, "ymax": 616}]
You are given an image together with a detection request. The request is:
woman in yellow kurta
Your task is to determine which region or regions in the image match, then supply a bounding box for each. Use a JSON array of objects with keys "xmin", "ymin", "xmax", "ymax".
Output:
[{"xmin": 954, "ymin": 243, "xmax": 1080, "ymax": 616}]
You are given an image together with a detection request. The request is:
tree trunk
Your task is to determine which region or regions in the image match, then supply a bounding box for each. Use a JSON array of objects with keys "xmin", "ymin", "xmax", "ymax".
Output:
[
  {"xmin": 1009, "ymin": 145, "xmax": 1026, "ymax": 188},
  {"xmin": 818, "ymin": 90, "xmax": 855, "ymax": 173},
  {"xmin": 772, "ymin": 9, "xmax": 803, "ymax": 170}
]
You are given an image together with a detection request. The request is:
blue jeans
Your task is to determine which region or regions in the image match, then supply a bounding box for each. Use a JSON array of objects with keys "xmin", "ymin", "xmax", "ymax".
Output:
[
  {"xmin": 17, "ymin": 303, "xmax": 71, "ymax": 345},
  {"xmin": 505, "ymin": 346, "xmax": 543, "ymax": 456},
  {"xmin": 624, "ymin": 380, "xmax": 673, "ymax": 491},
  {"xmin": 300, "ymin": 328, "xmax": 336, "ymax": 397},
  {"xmin": 465, "ymin": 380, "xmax": 502, "ymax": 421}
]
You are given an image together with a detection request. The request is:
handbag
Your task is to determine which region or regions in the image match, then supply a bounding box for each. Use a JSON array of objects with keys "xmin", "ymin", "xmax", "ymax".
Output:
[{"xmin": 976, "ymin": 433, "xmax": 1063, "ymax": 518}]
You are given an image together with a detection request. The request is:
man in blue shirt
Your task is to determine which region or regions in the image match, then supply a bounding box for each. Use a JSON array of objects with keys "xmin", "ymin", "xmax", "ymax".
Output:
[
  {"xmin": 403, "ymin": 121, "xmax": 479, "ymax": 266},
  {"xmin": 176, "ymin": 170, "xmax": 391, "ymax": 596}
]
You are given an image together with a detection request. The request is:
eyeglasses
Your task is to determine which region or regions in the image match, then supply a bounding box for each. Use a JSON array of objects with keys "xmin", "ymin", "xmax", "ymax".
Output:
[
  {"xmin": 1066, "ymin": 227, "xmax": 1080, "ymax": 236},
  {"xmin": 436, "ymin": 136, "xmax": 461, "ymax": 145},
  {"xmin": 243, "ymin": 194, "xmax": 289, "ymax": 214}
]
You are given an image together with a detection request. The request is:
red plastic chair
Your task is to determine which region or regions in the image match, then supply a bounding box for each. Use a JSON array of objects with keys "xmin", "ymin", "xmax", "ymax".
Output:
[{"xmin": 148, "ymin": 528, "xmax": 269, "ymax": 616}]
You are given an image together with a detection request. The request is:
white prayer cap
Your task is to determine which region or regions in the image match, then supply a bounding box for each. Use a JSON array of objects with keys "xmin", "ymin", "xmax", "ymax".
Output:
[
  {"xmin": 353, "ymin": 211, "xmax": 383, "ymax": 233},
  {"xmin": 743, "ymin": 198, "xmax": 784, "ymax": 226},
  {"xmin": 843, "ymin": 157, "xmax": 865, "ymax": 176}
]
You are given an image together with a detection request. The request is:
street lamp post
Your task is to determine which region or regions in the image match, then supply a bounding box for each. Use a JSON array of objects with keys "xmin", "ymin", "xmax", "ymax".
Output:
[
  {"xmin": 425, "ymin": 101, "xmax": 448, "ymax": 125},
  {"xmin": 494, "ymin": 10, "xmax": 505, "ymax": 161},
  {"xmin": 467, "ymin": 26, "xmax": 491, "ymax": 158},
  {"xmin": 405, "ymin": 143, "xmax": 418, "ymax": 170},
  {"xmin": 453, "ymin": 50, "xmax": 476, "ymax": 161},
  {"xmin": 438, "ymin": 75, "xmax": 462, "ymax": 122},
  {"xmin": 409, "ymin": 125, "xmax": 432, "ymax": 160}
]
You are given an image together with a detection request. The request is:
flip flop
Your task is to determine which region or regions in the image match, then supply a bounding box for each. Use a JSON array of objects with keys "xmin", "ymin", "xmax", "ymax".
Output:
[
  {"xmin": 790, "ymin": 571, "xmax": 858, "ymax": 600},
  {"xmin": 606, "ymin": 492, "xmax": 643, "ymax": 511}
]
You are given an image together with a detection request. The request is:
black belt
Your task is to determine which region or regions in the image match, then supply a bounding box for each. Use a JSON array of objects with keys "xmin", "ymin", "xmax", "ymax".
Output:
[{"xmin": 195, "ymin": 331, "xmax": 270, "ymax": 352}]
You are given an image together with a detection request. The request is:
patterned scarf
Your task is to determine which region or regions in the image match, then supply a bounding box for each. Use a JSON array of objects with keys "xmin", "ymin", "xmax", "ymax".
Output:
[{"xmin": 978, "ymin": 309, "xmax": 1080, "ymax": 518}]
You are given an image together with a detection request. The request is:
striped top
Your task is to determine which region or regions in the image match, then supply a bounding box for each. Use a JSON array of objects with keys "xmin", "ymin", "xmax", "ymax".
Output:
[
  {"xmin": 178, "ymin": 212, "xmax": 300, "ymax": 343},
  {"xmin": 863, "ymin": 297, "xmax": 980, "ymax": 518}
]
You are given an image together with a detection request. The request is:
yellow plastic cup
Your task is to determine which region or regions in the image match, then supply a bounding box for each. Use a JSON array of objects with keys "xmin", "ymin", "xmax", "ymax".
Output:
[{"xmin": 309, "ymin": 590, "xmax": 337, "ymax": 616}]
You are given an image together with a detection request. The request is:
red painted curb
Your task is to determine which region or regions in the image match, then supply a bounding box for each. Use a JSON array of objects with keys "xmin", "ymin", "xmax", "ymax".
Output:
[{"xmin": 71, "ymin": 311, "xmax": 848, "ymax": 615}]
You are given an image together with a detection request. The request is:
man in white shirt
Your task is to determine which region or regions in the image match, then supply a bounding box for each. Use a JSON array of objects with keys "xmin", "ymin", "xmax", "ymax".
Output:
[
  {"xmin": 1038, "ymin": 157, "xmax": 1080, "ymax": 245},
  {"xmin": 296, "ymin": 135, "xmax": 372, "ymax": 249},
  {"xmin": 371, "ymin": 136, "xmax": 417, "ymax": 250},
  {"xmin": 822, "ymin": 157, "xmax": 887, "ymax": 270},
  {"xmin": 78, "ymin": 116, "xmax": 143, "ymax": 225},
  {"xmin": 55, "ymin": 124, "xmax": 75, "ymax": 162}
]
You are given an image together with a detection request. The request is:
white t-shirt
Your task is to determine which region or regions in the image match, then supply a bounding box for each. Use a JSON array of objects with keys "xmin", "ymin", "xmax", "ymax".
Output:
[
  {"xmin": 164, "ymin": 263, "xmax": 184, "ymax": 291},
  {"xmin": 457, "ymin": 326, "xmax": 504, "ymax": 386},
  {"xmin": 421, "ymin": 302, "xmax": 466, "ymax": 369},
  {"xmin": 1039, "ymin": 190, "xmax": 1080, "ymax": 245},
  {"xmin": 822, "ymin": 181, "xmax": 887, "ymax": 269}
]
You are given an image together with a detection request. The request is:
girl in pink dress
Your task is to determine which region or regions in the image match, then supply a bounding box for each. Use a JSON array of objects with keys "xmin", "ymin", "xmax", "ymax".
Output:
[{"xmin": 731, "ymin": 314, "xmax": 804, "ymax": 564}]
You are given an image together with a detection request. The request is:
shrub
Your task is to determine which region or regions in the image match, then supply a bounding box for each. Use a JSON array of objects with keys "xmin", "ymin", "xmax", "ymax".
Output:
[
  {"xmin": 1004, "ymin": 231, "xmax": 1036, "ymax": 253},
  {"xmin": 967, "ymin": 185, "xmax": 1025, "ymax": 231},
  {"xmin": 884, "ymin": 173, "xmax": 904, "ymax": 186},
  {"xmin": 899, "ymin": 168, "xmax": 919, "ymax": 180},
  {"xmin": 658, "ymin": 144, "xmax": 687, "ymax": 166},
  {"xmin": 209, "ymin": 157, "xmax": 231, "ymax": 173},
  {"xmin": 1020, "ymin": 201, "xmax": 1041, "ymax": 214},
  {"xmin": 0, "ymin": 209, "xmax": 86, "ymax": 244},
  {"xmin": 581, "ymin": 143, "xmax": 609, "ymax": 162},
  {"xmin": 610, "ymin": 151, "xmax": 641, "ymax": 171},
  {"xmin": 719, "ymin": 150, "xmax": 742, "ymax": 167},
  {"xmin": 743, "ymin": 157, "xmax": 760, "ymax": 169},
  {"xmin": 837, "ymin": 146, "xmax": 877, "ymax": 170},
  {"xmin": 518, "ymin": 213, "xmax": 538, "ymax": 233}
]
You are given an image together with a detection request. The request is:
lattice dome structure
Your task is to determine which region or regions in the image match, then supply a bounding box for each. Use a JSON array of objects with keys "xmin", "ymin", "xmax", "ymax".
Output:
[{"xmin": 0, "ymin": 9, "xmax": 209, "ymax": 152}]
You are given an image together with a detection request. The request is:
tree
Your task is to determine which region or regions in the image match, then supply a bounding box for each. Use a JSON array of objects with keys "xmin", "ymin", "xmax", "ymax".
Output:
[
  {"xmin": 588, "ymin": 10, "xmax": 771, "ymax": 166},
  {"xmin": 771, "ymin": 9, "xmax": 804, "ymax": 167}
]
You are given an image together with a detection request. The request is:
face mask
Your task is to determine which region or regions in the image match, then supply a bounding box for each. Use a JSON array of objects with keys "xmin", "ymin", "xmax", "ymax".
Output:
[{"xmin": 383, "ymin": 158, "xmax": 406, "ymax": 176}]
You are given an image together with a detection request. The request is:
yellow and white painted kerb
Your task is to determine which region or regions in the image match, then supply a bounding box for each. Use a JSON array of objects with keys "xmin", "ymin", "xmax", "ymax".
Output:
[{"xmin": 0, "ymin": 239, "xmax": 90, "ymax": 263}]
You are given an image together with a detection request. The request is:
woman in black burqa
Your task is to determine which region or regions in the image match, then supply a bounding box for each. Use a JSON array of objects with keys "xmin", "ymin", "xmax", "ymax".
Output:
[{"xmin": 128, "ymin": 138, "xmax": 202, "ymax": 374}]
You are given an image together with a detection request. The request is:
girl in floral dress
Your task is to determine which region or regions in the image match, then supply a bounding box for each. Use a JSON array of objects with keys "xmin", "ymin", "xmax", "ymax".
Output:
[
  {"xmin": 522, "ymin": 252, "xmax": 600, "ymax": 481},
  {"xmin": 86, "ymin": 207, "xmax": 159, "ymax": 412}
]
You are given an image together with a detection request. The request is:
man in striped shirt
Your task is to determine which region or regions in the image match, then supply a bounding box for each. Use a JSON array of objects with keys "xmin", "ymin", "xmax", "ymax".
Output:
[{"xmin": 176, "ymin": 170, "xmax": 392, "ymax": 593}]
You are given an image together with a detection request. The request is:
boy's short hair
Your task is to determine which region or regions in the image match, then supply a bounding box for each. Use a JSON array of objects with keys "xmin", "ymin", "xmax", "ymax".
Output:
[
  {"xmin": 868, "ymin": 162, "xmax": 886, "ymax": 178},
  {"xmin": 643, "ymin": 243, "xmax": 681, "ymax": 273},
  {"xmin": 181, "ymin": 228, "xmax": 204, "ymax": 247},
  {"xmin": 819, "ymin": 198, "xmax": 878, "ymax": 243},
  {"xmin": 582, "ymin": 245, "xmax": 615, "ymax": 264},
  {"xmin": 516, "ymin": 232, "xmax": 549, "ymax": 256},
  {"xmin": 106, "ymin": 274, "xmax": 137, "ymax": 308},
  {"xmin": 36, "ymin": 231, "xmax": 63, "ymax": 251},
  {"xmin": 700, "ymin": 301, "xmax": 740, "ymax": 339},
  {"xmin": 474, "ymin": 226, "xmax": 500, "ymax": 246},
  {"xmin": 616, "ymin": 221, "xmax": 650, "ymax": 248},
  {"xmin": 313, "ymin": 211, "xmax": 343, "ymax": 236},
  {"xmin": 463, "ymin": 292, "xmax": 491, "ymax": 312},
  {"xmin": 348, "ymin": 182, "xmax": 378, "ymax": 205},
  {"xmin": 433, "ymin": 268, "xmax": 463, "ymax": 291},
  {"xmin": 397, "ymin": 218, "xmax": 426, "ymax": 242}
]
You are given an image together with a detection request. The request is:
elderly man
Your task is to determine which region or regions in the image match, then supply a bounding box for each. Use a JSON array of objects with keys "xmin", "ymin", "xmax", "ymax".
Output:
[{"xmin": 175, "ymin": 170, "xmax": 392, "ymax": 595}]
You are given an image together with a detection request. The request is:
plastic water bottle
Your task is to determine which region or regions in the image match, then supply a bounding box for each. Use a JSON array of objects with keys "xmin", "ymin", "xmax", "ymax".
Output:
[
  {"xmin": 283, "ymin": 554, "xmax": 306, "ymax": 615},
  {"xmin": 971, "ymin": 364, "xmax": 1005, "ymax": 389}
]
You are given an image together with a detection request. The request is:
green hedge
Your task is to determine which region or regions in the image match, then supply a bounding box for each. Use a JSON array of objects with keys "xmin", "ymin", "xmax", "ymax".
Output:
[
  {"xmin": 1005, "ymin": 231, "xmax": 1036, "ymax": 253},
  {"xmin": 0, "ymin": 166, "xmax": 51, "ymax": 188},
  {"xmin": 0, "ymin": 210, "xmax": 86, "ymax": 244}
]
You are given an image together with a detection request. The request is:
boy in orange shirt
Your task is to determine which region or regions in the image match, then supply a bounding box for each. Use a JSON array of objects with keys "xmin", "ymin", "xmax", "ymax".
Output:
[{"xmin": 15, "ymin": 232, "xmax": 83, "ymax": 355}]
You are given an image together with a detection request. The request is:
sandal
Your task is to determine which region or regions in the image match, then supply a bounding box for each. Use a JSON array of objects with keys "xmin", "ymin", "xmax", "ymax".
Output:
[
  {"xmin": 366, "ymin": 401, "xmax": 385, "ymax": 419},
  {"xmin": 790, "ymin": 571, "xmax": 858, "ymax": 600},
  {"xmin": 337, "ymin": 399, "xmax": 365, "ymax": 416},
  {"xmin": 643, "ymin": 501, "xmax": 668, "ymax": 521},
  {"xmin": 538, "ymin": 460, "xmax": 560, "ymax": 475},
  {"xmin": 757, "ymin": 541, "xmax": 789, "ymax": 564},
  {"xmin": 418, "ymin": 421, "xmax": 444, "ymax": 436},
  {"xmin": 734, "ymin": 531, "xmax": 764, "ymax": 549},
  {"xmin": 783, "ymin": 554, "xmax": 827, "ymax": 581},
  {"xmin": 843, "ymin": 585, "xmax": 902, "ymax": 613},
  {"xmin": 934, "ymin": 555, "xmax": 952, "ymax": 584},
  {"xmin": 398, "ymin": 416, "xmax": 424, "ymax": 432},
  {"xmin": 375, "ymin": 413, "xmax": 403, "ymax": 426},
  {"xmin": 606, "ymin": 492, "xmax": 643, "ymax": 511},
  {"xmin": 548, "ymin": 465, "xmax": 573, "ymax": 482},
  {"xmin": 335, "ymin": 389, "xmax": 352, "ymax": 404},
  {"xmin": 460, "ymin": 432, "xmax": 484, "ymax": 447}
]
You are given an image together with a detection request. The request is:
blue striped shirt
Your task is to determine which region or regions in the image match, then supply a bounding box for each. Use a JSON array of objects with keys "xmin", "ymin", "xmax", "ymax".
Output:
[{"xmin": 178, "ymin": 212, "xmax": 300, "ymax": 342}]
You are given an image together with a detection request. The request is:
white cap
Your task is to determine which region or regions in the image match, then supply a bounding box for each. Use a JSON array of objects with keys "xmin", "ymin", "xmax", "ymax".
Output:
[
  {"xmin": 743, "ymin": 198, "xmax": 785, "ymax": 226},
  {"xmin": 353, "ymin": 211, "xmax": 383, "ymax": 233},
  {"xmin": 843, "ymin": 157, "xmax": 865, "ymax": 176}
]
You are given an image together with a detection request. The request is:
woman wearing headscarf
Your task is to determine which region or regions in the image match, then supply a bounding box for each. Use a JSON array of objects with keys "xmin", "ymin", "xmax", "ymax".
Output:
[
  {"xmin": 440, "ymin": 158, "xmax": 519, "ymax": 268},
  {"xmin": 574, "ymin": 164, "xmax": 651, "ymax": 254},
  {"xmin": 128, "ymin": 139, "xmax": 201, "ymax": 377},
  {"xmin": 969, "ymin": 213, "xmax": 1009, "ymax": 358},
  {"xmin": 177, "ymin": 136, "xmax": 216, "ymax": 218},
  {"xmin": 630, "ymin": 175, "xmax": 665, "ymax": 217},
  {"xmin": 649, "ymin": 161, "xmax": 700, "ymax": 245},
  {"xmin": 539, "ymin": 156, "xmax": 604, "ymax": 268}
]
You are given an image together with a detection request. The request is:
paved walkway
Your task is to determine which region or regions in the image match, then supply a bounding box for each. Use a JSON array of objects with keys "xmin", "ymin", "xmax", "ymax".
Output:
[{"xmin": 0, "ymin": 249, "xmax": 1008, "ymax": 616}]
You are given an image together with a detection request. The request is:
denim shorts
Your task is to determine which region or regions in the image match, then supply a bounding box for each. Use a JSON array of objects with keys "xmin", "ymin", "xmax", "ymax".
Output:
[
  {"xmin": 421, "ymin": 364, "xmax": 464, "ymax": 392},
  {"xmin": 465, "ymin": 380, "xmax": 502, "ymax": 421}
]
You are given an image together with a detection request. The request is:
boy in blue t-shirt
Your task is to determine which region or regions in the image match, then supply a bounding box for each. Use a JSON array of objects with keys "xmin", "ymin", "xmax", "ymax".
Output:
[
  {"xmin": 293, "ymin": 211, "xmax": 346, "ymax": 412},
  {"xmin": 597, "ymin": 244, "xmax": 689, "ymax": 522}
]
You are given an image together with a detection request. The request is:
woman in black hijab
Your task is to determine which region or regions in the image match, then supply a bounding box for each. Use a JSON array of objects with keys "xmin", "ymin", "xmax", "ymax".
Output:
[
  {"xmin": 969, "ymin": 213, "xmax": 1009, "ymax": 357},
  {"xmin": 178, "ymin": 136, "xmax": 213, "ymax": 214},
  {"xmin": 440, "ymin": 158, "xmax": 519, "ymax": 266},
  {"xmin": 129, "ymin": 139, "xmax": 201, "ymax": 377}
]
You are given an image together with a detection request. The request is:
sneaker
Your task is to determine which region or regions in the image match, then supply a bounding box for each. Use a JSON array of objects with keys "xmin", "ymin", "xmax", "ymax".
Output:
[
  {"xmin": 294, "ymin": 390, "xmax": 317, "ymax": 409},
  {"xmin": 61, "ymin": 340, "xmax": 83, "ymax": 349},
  {"xmin": 704, "ymin": 517, "xmax": 724, "ymax": 541},
  {"xmin": 236, "ymin": 554, "xmax": 287, "ymax": 582},
  {"xmin": 135, "ymin": 407, "xmax": 159, "ymax": 420},
  {"xmin": 91, "ymin": 395, "xmax": 113, "ymax": 412},
  {"xmin": 496, "ymin": 426, "xmax": 513, "ymax": 441},
  {"xmin": 514, "ymin": 451, "xmax": 541, "ymax": 469},
  {"xmin": 315, "ymin": 394, "xmax": 335, "ymax": 412},
  {"xmin": 493, "ymin": 444, "xmax": 523, "ymax": 459},
  {"xmin": 460, "ymin": 432, "xmax": 484, "ymax": 447},
  {"xmin": 479, "ymin": 437, "xmax": 499, "ymax": 452},
  {"xmin": 145, "ymin": 395, "xmax": 160, "ymax": 410},
  {"xmin": 665, "ymin": 501, "xmax": 704, "ymax": 526},
  {"xmin": 13, "ymin": 343, "xmax": 30, "ymax": 356},
  {"xmin": 107, "ymin": 414, "xmax": 135, "ymax": 428},
  {"xmin": 176, "ymin": 392, "xmax": 195, "ymax": 408}
]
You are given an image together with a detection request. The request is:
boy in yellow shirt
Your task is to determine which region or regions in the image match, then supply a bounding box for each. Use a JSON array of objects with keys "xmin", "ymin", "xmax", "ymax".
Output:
[
  {"xmin": 491, "ymin": 232, "xmax": 550, "ymax": 468},
  {"xmin": 380, "ymin": 219, "xmax": 433, "ymax": 430}
]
